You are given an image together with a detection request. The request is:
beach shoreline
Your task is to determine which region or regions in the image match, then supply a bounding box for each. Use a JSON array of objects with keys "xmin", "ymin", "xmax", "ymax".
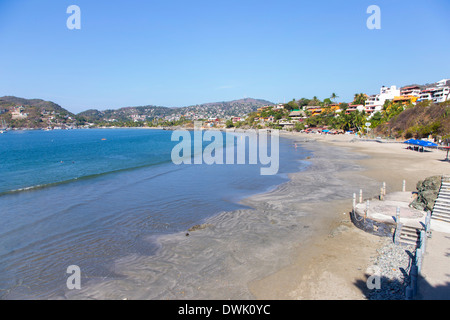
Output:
[
  {"xmin": 62, "ymin": 131, "xmax": 450, "ymax": 300},
  {"xmin": 61, "ymin": 131, "xmax": 379, "ymax": 300},
  {"xmin": 249, "ymin": 132, "xmax": 450, "ymax": 300}
]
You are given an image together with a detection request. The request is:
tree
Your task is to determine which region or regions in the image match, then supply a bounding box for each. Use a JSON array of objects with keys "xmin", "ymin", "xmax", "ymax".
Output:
[
  {"xmin": 308, "ymin": 96, "xmax": 321, "ymax": 106},
  {"xmin": 285, "ymin": 99, "xmax": 299, "ymax": 111},
  {"xmin": 330, "ymin": 93, "xmax": 339, "ymax": 103},
  {"xmin": 297, "ymin": 98, "xmax": 310, "ymax": 108},
  {"xmin": 294, "ymin": 121, "xmax": 305, "ymax": 132},
  {"xmin": 353, "ymin": 93, "xmax": 367, "ymax": 106},
  {"xmin": 322, "ymin": 98, "xmax": 333, "ymax": 107}
]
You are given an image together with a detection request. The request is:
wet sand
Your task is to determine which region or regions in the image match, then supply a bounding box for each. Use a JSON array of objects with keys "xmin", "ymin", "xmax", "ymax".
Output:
[
  {"xmin": 64, "ymin": 133, "xmax": 450, "ymax": 300},
  {"xmin": 250, "ymin": 133, "xmax": 450, "ymax": 300}
]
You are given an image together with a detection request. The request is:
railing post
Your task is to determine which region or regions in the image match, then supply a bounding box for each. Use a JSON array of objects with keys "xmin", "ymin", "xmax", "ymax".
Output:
[
  {"xmin": 411, "ymin": 265, "xmax": 418, "ymax": 296},
  {"xmin": 359, "ymin": 189, "xmax": 363, "ymax": 204},
  {"xmin": 416, "ymin": 249, "xmax": 423, "ymax": 274},
  {"xmin": 352, "ymin": 193, "xmax": 356, "ymax": 213},
  {"xmin": 421, "ymin": 230, "xmax": 427, "ymax": 255},
  {"xmin": 402, "ymin": 180, "xmax": 406, "ymax": 192},
  {"xmin": 365, "ymin": 200, "xmax": 370, "ymax": 220}
]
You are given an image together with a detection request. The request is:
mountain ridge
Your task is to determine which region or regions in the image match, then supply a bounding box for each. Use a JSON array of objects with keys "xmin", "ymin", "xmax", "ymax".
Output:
[{"xmin": 0, "ymin": 96, "xmax": 274, "ymax": 126}]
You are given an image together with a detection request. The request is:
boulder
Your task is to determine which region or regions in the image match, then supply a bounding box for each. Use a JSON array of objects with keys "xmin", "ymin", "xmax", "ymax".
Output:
[{"xmin": 409, "ymin": 176, "xmax": 441, "ymax": 212}]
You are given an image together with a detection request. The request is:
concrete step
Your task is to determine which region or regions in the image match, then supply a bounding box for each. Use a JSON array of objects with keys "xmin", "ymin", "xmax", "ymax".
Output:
[
  {"xmin": 432, "ymin": 207, "xmax": 450, "ymax": 214},
  {"xmin": 436, "ymin": 196, "xmax": 450, "ymax": 202},
  {"xmin": 434, "ymin": 208, "xmax": 450, "ymax": 214},
  {"xmin": 431, "ymin": 214, "xmax": 450, "ymax": 223},
  {"xmin": 399, "ymin": 237, "xmax": 420, "ymax": 246},
  {"xmin": 432, "ymin": 210, "xmax": 450, "ymax": 220},
  {"xmin": 434, "ymin": 204, "xmax": 450, "ymax": 211},
  {"xmin": 437, "ymin": 193, "xmax": 450, "ymax": 199},
  {"xmin": 401, "ymin": 228, "xmax": 420, "ymax": 236},
  {"xmin": 400, "ymin": 226, "xmax": 421, "ymax": 245},
  {"xmin": 435, "ymin": 202, "xmax": 450, "ymax": 208}
]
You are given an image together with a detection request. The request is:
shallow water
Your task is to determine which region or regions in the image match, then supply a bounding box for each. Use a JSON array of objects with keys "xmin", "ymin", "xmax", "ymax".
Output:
[{"xmin": 0, "ymin": 129, "xmax": 309, "ymax": 299}]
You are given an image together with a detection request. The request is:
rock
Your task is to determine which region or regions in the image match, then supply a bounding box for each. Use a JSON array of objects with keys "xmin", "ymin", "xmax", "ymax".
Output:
[
  {"xmin": 409, "ymin": 176, "xmax": 441, "ymax": 212},
  {"xmin": 187, "ymin": 224, "xmax": 213, "ymax": 232}
]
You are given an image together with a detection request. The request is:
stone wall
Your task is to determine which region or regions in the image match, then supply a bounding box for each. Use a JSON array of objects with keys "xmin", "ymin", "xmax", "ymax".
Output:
[{"xmin": 350, "ymin": 210, "xmax": 396, "ymax": 238}]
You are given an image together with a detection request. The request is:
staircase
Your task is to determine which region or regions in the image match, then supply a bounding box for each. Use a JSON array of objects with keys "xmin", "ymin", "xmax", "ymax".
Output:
[
  {"xmin": 395, "ymin": 223, "xmax": 422, "ymax": 247},
  {"xmin": 431, "ymin": 176, "xmax": 450, "ymax": 223}
]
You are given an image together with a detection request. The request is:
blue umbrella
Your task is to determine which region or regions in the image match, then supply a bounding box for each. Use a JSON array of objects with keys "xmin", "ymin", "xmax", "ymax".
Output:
[
  {"xmin": 418, "ymin": 140, "xmax": 438, "ymax": 147},
  {"xmin": 404, "ymin": 139, "xmax": 438, "ymax": 147},
  {"xmin": 404, "ymin": 139, "xmax": 421, "ymax": 146}
]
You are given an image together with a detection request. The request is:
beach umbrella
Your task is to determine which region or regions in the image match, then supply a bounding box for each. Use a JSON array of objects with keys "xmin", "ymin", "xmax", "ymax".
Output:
[
  {"xmin": 404, "ymin": 139, "xmax": 421, "ymax": 146},
  {"xmin": 418, "ymin": 140, "xmax": 438, "ymax": 148}
]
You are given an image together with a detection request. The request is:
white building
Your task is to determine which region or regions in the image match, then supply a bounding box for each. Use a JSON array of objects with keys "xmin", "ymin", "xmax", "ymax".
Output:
[
  {"xmin": 365, "ymin": 85, "xmax": 401, "ymax": 115},
  {"xmin": 11, "ymin": 106, "xmax": 28, "ymax": 120},
  {"xmin": 401, "ymin": 85, "xmax": 422, "ymax": 97},
  {"xmin": 437, "ymin": 79, "xmax": 450, "ymax": 87},
  {"xmin": 418, "ymin": 86, "xmax": 450, "ymax": 103},
  {"xmin": 433, "ymin": 86, "xmax": 450, "ymax": 103}
]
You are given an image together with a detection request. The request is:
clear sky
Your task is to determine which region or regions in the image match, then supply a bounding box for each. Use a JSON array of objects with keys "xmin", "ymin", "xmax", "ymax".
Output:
[{"xmin": 0, "ymin": 0, "xmax": 449, "ymax": 113}]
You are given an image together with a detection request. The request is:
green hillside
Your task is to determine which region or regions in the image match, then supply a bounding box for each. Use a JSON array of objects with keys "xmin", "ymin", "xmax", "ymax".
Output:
[{"xmin": 373, "ymin": 101, "xmax": 450, "ymax": 140}]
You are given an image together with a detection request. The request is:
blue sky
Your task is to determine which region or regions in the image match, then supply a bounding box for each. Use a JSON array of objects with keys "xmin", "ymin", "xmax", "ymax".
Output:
[{"xmin": 0, "ymin": 0, "xmax": 449, "ymax": 113}]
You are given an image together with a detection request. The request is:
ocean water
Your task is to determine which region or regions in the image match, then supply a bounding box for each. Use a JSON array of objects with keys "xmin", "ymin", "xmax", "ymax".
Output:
[{"xmin": 0, "ymin": 129, "xmax": 310, "ymax": 299}]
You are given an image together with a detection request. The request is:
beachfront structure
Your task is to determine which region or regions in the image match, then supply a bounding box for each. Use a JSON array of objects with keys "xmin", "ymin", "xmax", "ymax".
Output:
[
  {"xmin": 289, "ymin": 110, "xmax": 306, "ymax": 121},
  {"xmin": 11, "ymin": 106, "xmax": 28, "ymax": 120},
  {"xmin": 433, "ymin": 86, "xmax": 450, "ymax": 103},
  {"xmin": 401, "ymin": 85, "xmax": 421, "ymax": 97},
  {"xmin": 273, "ymin": 104, "xmax": 285, "ymax": 110},
  {"xmin": 437, "ymin": 79, "xmax": 450, "ymax": 87},
  {"xmin": 257, "ymin": 106, "xmax": 271, "ymax": 113},
  {"xmin": 326, "ymin": 104, "xmax": 341, "ymax": 113},
  {"xmin": 345, "ymin": 104, "xmax": 365, "ymax": 114},
  {"xmin": 306, "ymin": 106, "xmax": 322, "ymax": 116},
  {"xmin": 418, "ymin": 86, "xmax": 450, "ymax": 103},
  {"xmin": 393, "ymin": 95, "xmax": 419, "ymax": 105},
  {"xmin": 365, "ymin": 85, "xmax": 401, "ymax": 115}
]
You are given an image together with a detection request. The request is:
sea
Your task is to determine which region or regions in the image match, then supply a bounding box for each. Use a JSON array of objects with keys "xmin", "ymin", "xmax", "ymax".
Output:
[{"xmin": 0, "ymin": 128, "xmax": 310, "ymax": 299}]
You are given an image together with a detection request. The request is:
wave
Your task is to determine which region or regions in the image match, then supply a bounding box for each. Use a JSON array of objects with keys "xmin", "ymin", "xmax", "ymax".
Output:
[{"xmin": 0, "ymin": 158, "xmax": 176, "ymax": 197}]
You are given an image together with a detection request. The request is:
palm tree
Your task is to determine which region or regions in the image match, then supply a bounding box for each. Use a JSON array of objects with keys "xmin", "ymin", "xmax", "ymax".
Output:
[
  {"xmin": 330, "ymin": 93, "xmax": 339, "ymax": 103},
  {"xmin": 353, "ymin": 93, "xmax": 367, "ymax": 106}
]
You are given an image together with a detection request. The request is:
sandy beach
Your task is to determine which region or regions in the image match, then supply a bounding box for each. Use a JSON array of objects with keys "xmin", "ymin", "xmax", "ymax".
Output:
[
  {"xmin": 62, "ymin": 132, "xmax": 450, "ymax": 300},
  {"xmin": 250, "ymin": 133, "xmax": 450, "ymax": 300}
]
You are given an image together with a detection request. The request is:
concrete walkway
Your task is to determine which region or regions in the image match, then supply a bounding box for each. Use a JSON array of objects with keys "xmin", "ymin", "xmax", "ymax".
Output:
[{"xmin": 417, "ymin": 221, "xmax": 450, "ymax": 300}]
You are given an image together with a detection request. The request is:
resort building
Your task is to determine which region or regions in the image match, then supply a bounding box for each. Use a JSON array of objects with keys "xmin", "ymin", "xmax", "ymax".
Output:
[
  {"xmin": 345, "ymin": 104, "xmax": 365, "ymax": 114},
  {"xmin": 289, "ymin": 110, "xmax": 306, "ymax": 121},
  {"xmin": 273, "ymin": 104, "xmax": 285, "ymax": 110},
  {"xmin": 433, "ymin": 86, "xmax": 450, "ymax": 103},
  {"xmin": 393, "ymin": 95, "xmax": 419, "ymax": 105},
  {"xmin": 419, "ymin": 89, "xmax": 435, "ymax": 101},
  {"xmin": 437, "ymin": 79, "xmax": 450, "ymax": 87},
  {"xmin": 401, "ymin": 85, "xmax": 421, "ymax": 97},
  {"xmin": 306, "ymin": 106, "xmax": 322, "ymax": 116},
  {"xmin": 418, "ymin": 86, "xmax": 450, "ymax": 103},
  {"xmin": 11, "ymin": 106, "xmax": 28, "ymax": 120},
  {"xmin": 365, "ymin": 85, "xmax": 401, "ymax": 115},
  {"xmin": 257, "ymin": 106, "xmax": 271, "ymax": 113}
]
